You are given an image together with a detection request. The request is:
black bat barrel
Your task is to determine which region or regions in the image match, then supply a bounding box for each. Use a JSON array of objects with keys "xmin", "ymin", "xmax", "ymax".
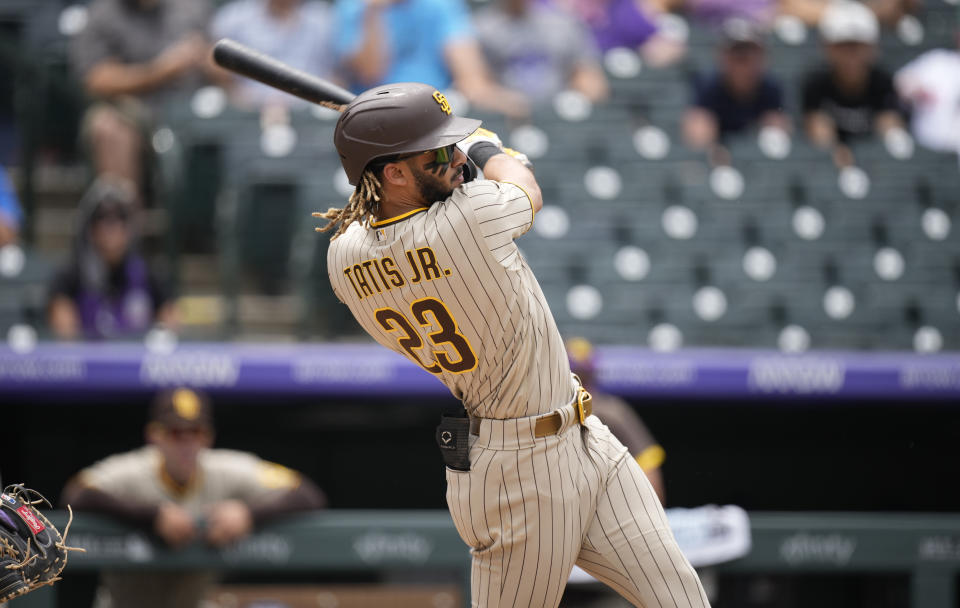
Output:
[{"xmin": 212, "ymin": 39, "xmax": 355, "ymax": 106}]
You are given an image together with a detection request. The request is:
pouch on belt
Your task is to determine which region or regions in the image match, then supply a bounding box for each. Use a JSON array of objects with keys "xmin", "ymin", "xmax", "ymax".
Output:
[{"xmin": 436, "ymin": 415, "xmax": 470, "ymax": 471}]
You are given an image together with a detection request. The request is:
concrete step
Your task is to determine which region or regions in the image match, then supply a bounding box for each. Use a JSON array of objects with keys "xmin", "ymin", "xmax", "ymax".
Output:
[
  {"xmin": 179, "ymin": 254, "xmax": 219, "ymax": 290},
  {"xmin": 8, "ymin": 164, "xmax": 89, "ymax": 212},
  {"xmin": 33, "ymin": 206, "xmax": 168, "ymax": 255},
  {"xmin": 236, "ymin": 293, "xmax": 302, "ymax": 336},
  {"xmin": 32, "ymin": 164, "xmax": 88, "ymax": 207},
  {"xmin": 174, "ymin": 292, "xmax": 304, "ymax": 341}
]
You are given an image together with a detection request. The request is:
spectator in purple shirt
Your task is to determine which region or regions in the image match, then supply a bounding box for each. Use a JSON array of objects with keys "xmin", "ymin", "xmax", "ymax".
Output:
[{"xmin": 47, "ymin": 177, "xmax": 176, "ymax": 340}]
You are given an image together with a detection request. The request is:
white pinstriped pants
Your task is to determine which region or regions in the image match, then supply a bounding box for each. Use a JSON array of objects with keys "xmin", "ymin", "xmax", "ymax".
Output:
[{"xmin": 445, "ymin": 406, "xmax": 710, "ymax": 608}]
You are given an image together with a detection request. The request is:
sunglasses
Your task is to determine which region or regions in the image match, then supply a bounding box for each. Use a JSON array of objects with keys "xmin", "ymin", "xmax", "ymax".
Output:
[
  {"xmin": 375, "ymin": 144, "xmax": 457, "ymax": 168},
  {"xmin": 433, "ymin": 143, "xmax": 456, "ymax": 164}
]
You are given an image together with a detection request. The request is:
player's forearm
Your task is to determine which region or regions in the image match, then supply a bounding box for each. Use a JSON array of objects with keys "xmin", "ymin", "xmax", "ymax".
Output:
[
  {"xmin": 85, "ymin": 61, "xmax": 177, "ymax": 97},
  {"xmin": 62, "ymin": 483, "xmax": 159, "ymax": 529},
  {"xmin": 480, "ymin": 154, "xmax": 542, "ymax": 213},
  {"xmin": 247, "ymin": 479, "xmax": 327, "ymax": 525}
]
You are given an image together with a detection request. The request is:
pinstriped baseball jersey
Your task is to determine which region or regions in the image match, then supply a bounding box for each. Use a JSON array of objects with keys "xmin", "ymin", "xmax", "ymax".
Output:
[
  {"xmin": 327, "ymin": 175, "xmax": 710, "ymax": 608},
  {"xmin": 327, "ymin": 179, "xmax": 576, "ymax": 419}
]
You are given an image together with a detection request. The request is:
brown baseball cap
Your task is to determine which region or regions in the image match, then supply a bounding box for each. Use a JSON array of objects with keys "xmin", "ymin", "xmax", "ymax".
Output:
[
  {"xmin": 334, "ymin": 82, "xmax": 482, "ymax": 185},
  {"xmin": 149, "ymin": 388, "xmax": 213, "ymax": 429}
]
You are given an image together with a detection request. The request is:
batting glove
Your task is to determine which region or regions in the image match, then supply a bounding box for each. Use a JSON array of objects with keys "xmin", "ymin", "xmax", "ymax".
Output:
[
  {"xmin": 502, "ymin": 147, "xmax": 533, "ymax": 171},
  {"xmin": 458, "ymin": 127, "xmax": 502, "ymax": 156}
]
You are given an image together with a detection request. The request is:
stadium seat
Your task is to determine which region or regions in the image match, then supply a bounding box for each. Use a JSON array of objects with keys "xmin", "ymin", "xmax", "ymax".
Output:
[
  {"xmin": 0, "ymin": 248, "xmax": 54, "ymax": 336},
  {"xmin": 10, "ymin": 0, "xmax": 956, "ymax": 350}
]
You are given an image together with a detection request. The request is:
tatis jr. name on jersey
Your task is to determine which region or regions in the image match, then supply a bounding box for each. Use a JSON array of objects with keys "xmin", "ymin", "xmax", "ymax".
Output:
[{"xmin": 342, "ymin": 246, "xmax": 452, "ymax": 301}]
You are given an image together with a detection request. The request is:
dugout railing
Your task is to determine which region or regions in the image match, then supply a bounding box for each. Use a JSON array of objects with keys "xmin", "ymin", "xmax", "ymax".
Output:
[{"xmin": 12, "ymin": 510, "xmax": 960, "ymax": 608}]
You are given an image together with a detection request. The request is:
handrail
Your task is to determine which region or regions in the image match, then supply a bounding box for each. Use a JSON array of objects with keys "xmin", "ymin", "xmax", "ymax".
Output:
[{"xmin": 12, "ymin": 510, "xmax": 956, "ymax": 608}]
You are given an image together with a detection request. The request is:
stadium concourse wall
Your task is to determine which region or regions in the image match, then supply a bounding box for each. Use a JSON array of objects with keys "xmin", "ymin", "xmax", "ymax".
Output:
[{"xmin": 2, "ymin": 341, "xmax": 958, "ymax": 512}]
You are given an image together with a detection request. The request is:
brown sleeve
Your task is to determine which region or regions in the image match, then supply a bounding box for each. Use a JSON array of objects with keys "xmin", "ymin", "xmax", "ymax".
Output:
[
  {"xmin": 247, "ymin": 477, "xmax": 327, "ymax": 526},
  {"xmin": 591, "ymin": 394, "xmax": 659, "ymax": 456},
  {"xmin": 61, "ymin": 478, "xmax": 159, "ymax": 530}
]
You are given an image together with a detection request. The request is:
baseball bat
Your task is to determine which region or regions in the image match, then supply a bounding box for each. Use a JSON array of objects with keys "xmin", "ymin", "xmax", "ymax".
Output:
[
  {"xmin": 211, "ymin": 38, "xmax": 355, "ymax": 109},
  {"xmin": 211, "ymin": 39, "xmax": 482, "ymax": 182}
]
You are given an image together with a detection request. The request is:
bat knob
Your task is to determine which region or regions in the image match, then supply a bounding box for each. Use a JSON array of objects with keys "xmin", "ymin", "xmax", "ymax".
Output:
[{"xmin": 461, "ymin": 158, "xmax": 479, "ymax": 184}]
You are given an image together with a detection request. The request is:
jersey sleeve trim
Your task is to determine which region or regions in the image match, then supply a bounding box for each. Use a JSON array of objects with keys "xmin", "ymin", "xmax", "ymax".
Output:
[
  {"xmin": 499, "ymin": 181, "xmax": 535, "ymax": 235},
  {"xmin": 635, "ymin": 445, "xmax": 666, "ymax": 472},
  {"xmin": 370, "ymin": 207, "xmax": 428, "ymax": 228}
]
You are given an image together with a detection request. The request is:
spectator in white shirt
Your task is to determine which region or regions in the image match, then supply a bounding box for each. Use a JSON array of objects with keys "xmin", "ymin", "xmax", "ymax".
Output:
[{"xmin": 895, "ymin": 47, "xmax": 960, "ymax": 156}]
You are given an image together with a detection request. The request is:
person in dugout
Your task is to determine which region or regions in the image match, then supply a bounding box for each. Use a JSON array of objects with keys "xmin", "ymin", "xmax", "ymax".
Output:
[
  {"xmin": 567, "ymin": 337, "xmax": 667, "ymax": 504},
  {"xmin": 62, "ymin": 388, "xmax": 326, "ymax": 608}
]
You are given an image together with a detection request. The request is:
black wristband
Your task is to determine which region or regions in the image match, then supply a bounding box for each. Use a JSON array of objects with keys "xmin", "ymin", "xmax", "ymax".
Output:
[{"xmin": 466, "ymin": 142, "xmax": 501, "ymax": 171}]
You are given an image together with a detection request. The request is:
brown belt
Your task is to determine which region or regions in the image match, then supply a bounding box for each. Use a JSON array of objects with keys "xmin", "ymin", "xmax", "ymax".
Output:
[{"xmin": 470, "ymin": 387, "xmax": 593, "ymax": 438}]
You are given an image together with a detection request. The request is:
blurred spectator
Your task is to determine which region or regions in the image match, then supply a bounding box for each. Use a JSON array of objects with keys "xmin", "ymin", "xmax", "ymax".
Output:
[
  {"xmin": 567, "ymin": 338, "xmax": 666, "ymax": 503},
  {"xmin": 651, "ymin": 0, "xmax": 777, "ymax": 25},
  {"xmin": 70, "ymin": 0, "xmax": 213, "ymax": 204},
  {"xmin": 47, "ymin": 177, "xmax": 175, "ymax": 340},
  {"xmin": 0, "ymin": 55, "xmax": 15, "ymax": 166},
  {"xmin": 778, "ymin": 0, "xmax": 833, "ymax": 25},
  {"xmin": 862, "ymin": 0, "xmax": 920, "ymax": 26},
  {"xmin": 63, "ymin": 388, "xmax": 326, "ymax": 608},
  {"xmin": 475, "ymin": 0, "xmax": 609, "ymax": 103},
  {"xmin": 780, "ymin": 0, "xmax": 921, "ymax": 27},
  {"xmin": 334, "ymin": 0, "xmax": 530, "ymax": 117},
  {"xmin": 656, "ymin": 0, "xmax": 918, "ymax": 26},
  {"xmin": 211, "ymin": 0, "xmax": 334, "ymax": 108},
  {"xmin": 895, "ymin": 47, "xmax": 960, "ymax": 155},
  {"xmin": 801, "ymin": 1, "xmax": 904, "ymax": 166},
  {"xmin": 548, "ymin": 0, "xmax": 686, "ymax": 68},
  {"xmin": 683, "ymin": 19, "xmax": 789, "ymax": 159},
  {"xmin": 0, "ymin": 164, "xmax": 22, "ymax": 247}
]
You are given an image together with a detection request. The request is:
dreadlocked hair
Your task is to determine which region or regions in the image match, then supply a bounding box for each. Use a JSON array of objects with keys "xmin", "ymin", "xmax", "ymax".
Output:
[{"xmin": 313, "ymin": 169, "xmax": 383, "ymax": 239}]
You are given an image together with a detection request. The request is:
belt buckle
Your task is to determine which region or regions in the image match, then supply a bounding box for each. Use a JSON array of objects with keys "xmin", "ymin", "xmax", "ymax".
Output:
[{"xmin": 575, "ymin": 387, "xmax": 590, "ymax": 425}]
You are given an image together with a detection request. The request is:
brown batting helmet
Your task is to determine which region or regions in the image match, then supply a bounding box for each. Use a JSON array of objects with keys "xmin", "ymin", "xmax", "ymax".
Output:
[{"xmin": 334, "ymin": 83, "xmax": 482, "ymax": 185}]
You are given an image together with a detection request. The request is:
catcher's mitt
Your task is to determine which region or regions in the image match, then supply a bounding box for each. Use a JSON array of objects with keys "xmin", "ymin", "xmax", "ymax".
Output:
[{"xmin": 0, "ymin": 484, "xmax": 82, "ymax": 602}]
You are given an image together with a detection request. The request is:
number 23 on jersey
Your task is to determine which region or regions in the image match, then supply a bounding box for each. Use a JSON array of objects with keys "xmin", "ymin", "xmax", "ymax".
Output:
[{"xmin": 374, "ymin": 297, "xmax": 478, "ymax": 374}]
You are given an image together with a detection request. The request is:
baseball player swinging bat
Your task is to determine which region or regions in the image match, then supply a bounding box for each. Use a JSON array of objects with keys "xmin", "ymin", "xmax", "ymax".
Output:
[{"xmin": 214, "ymin": 39, "xmax": 709, "ymax": 608}]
